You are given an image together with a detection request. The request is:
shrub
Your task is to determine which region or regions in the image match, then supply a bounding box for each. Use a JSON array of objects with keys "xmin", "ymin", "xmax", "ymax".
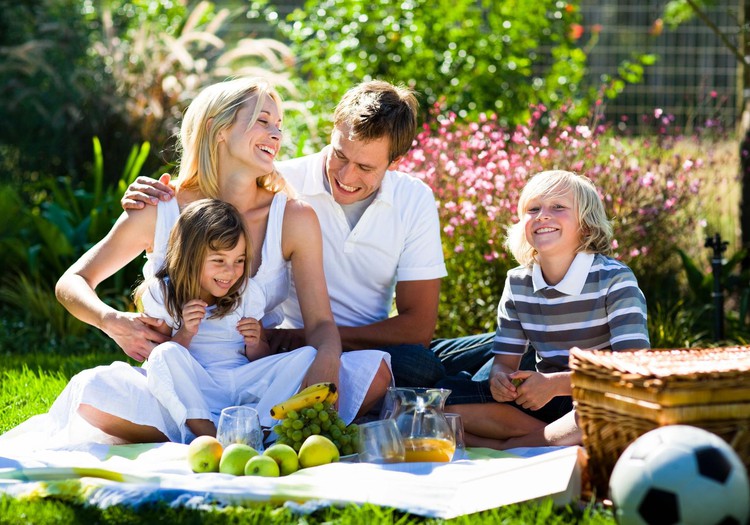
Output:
[
  {"xmin": 401, "ymin": 105, "xmax": 720, "ymax": 337},
  {"xmin": 0, "ymin": 0, "xmax": 304, "ymax": 186}
]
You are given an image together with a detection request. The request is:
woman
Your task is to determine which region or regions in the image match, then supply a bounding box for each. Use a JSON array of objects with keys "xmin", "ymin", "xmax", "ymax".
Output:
[{"xmin": 50, "ymin": 77, "xmax": 391, "ymax": 444}]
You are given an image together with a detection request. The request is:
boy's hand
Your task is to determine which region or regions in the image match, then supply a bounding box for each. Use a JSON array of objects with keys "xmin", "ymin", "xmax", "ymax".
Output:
[
  {"xmin": 121, "ymin": 174, "xmax": 175, "ymax": 210},
  {"xmin": 489, "ymin": 370, "xmax": 520, "ymax": 402},
  {"xmin": 510, "ymin": 370, "xmax": 555, "ymax": 411}
]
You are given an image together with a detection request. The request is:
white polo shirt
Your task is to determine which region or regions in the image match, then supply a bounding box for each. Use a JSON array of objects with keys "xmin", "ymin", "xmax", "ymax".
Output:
[{"xmin": 276, "ymin": 148, "xmax": 447, "ymax": 328}]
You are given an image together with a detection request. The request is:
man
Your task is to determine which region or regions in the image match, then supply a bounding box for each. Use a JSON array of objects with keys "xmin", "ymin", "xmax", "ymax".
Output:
[{"xmin": 123, "ymin": 80, "xmax": 452, "ymax": 387}]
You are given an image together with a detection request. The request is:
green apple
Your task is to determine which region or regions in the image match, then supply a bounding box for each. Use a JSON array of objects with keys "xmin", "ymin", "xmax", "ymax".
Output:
[
  {"xmin": 219, "ymin": 443, "xmax": 259, "ymax": 476},
  {"xmin": 244, "ymin": 454, "xmax": 280, "ymax": 477},
  {"xmin": 298, "ymin": 435, "xmax": 340, "ymax": 469},
  {"xmin": 187, "ymin": 435, "xmax": 223, "ymax": 473},
  {"xmin": 263, "ymin": 443, "xmax": 299, "ymax": 476}
]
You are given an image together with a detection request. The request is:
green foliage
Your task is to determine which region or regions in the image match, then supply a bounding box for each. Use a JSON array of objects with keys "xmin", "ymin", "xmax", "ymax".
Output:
[
  {"xmin": 261, "ymin": 0, "xmax": 587, "ymax": 134},
  {"xmin": 647, "ymin": 300, "xmax": 709, "ymax": 348},
  {"xmin": 676, "ymin": 247, "xmax": 750, "ymax": 340},
  {"xmin": 0, "ymin": 0, "xmax": 302, "ymax": 185},
  {"xmin": 662, "ymin": 0, "xmax": 717, "ymax": 29},
  {"xmin": 0, "ymin": 139, "xmax": 156, "ymax": 340},
  {"xmin": 0, "ymin": 0, "xmax": 111, "ymax": 183}
]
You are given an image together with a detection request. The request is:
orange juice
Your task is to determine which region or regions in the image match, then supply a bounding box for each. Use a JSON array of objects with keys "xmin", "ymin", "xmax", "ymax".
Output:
[{"xmin": 402, "ymin": 437, "xmax": 455, "ymax": 462}]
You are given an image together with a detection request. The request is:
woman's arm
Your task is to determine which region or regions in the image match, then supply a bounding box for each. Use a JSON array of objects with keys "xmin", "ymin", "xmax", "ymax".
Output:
[
  {"xmin": 281, "ymin": 199, "xmax": 342, "ymax": 388},
  {"xmin": 55, "ymin": 207, "xmax": 170, "ymax": 361}
]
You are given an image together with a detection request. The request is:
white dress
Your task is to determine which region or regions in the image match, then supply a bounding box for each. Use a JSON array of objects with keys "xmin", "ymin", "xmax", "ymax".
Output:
[{"xmin": 6, "ymin": 192, "xmax": 389, "ymax": 446}]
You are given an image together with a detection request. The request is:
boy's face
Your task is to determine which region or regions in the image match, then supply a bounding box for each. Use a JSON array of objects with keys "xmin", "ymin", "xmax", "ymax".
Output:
[
  {"xmin": 324, "ymin": 123, "xmax": 401, "ymax": 205},
  {"xmin": 522, "ymin": 189, "xmax": 581, "ymax": 260}
]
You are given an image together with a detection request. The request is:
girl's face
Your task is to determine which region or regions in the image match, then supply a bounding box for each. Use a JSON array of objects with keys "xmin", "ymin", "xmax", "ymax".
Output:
[
  {"xmin": 218, "ymin": 94, "xmax": 282, "ymax": 176},
  {"xmin": 199, "ymin": 237, "xmax": 247, "ymax": 304},
  {"xmin": 522, "ymin": 189, "xmax": 581, "ymax": 261}
]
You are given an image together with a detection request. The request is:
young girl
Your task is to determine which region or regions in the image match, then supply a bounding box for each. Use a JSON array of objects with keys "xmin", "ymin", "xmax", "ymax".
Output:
[
  {"xmin": 135, "ymin": 198, "xmax": 277, "ymax": 440},
  {"xmin": 440, "ymin": 170, "xmax": 650, "ymax": 449}
]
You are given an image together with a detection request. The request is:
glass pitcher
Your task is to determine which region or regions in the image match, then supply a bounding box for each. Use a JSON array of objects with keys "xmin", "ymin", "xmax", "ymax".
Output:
[{"xmin": 387, "ymin": 387, "xmax": 455, "ymax": 462}]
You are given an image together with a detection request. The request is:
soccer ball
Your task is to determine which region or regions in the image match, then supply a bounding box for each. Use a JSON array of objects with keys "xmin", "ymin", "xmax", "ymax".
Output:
[{"xmin": 609, "ymin": 425, "xmax": 749, "ymax": 525}]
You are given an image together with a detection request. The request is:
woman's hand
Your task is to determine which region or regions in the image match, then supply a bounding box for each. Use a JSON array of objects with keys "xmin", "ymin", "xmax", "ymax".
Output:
[
  {"xmin": 301, "ymin": 349, "xmax": 341, "ymax": 391},
  {"xmin": 101, "ymin": 311, "xmax": 170, "ymax": 362}
]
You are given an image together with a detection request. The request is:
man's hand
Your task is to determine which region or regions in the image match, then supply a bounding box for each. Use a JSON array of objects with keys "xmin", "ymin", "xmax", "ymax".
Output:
[
  {"xmin": 265, "ymin": 328, "xmax": 306, "ymax": 354},
  {"xmin": 121, "ymin": 174, "xmax": 175, "ymax": 210},
  {"xmin": 101, "ymin": 311, "xmax": 170, "ymax": 362}
]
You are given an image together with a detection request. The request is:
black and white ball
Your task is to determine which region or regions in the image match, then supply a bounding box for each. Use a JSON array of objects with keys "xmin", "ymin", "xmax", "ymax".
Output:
[{"xmin": 609, "ymin": 425, "xmax": 749, "ymax": 525}]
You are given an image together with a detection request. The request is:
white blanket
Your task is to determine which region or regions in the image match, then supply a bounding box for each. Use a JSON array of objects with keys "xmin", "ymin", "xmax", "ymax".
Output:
[{"xmin": 0, "ymin": 435, "xmax": 583, "ymax": 519}]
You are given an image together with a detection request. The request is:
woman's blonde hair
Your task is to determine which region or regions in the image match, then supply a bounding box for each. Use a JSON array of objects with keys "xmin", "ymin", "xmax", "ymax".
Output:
[
  {"xmin": 134, "ymin": 199, "xmax": 251, "ymax": 326},
  {"xmin": 175, "ymin": 77, "xmax": 287, "ymax": 196},
  {"xmin": 505, "ymin": 170, "xmax": 613, "ymax": 267}
]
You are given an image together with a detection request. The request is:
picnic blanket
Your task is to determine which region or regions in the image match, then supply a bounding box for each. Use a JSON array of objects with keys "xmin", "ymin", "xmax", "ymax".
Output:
[{"xmin": 0, "ymin": 437, "xmax": 583, "ymax": 519}]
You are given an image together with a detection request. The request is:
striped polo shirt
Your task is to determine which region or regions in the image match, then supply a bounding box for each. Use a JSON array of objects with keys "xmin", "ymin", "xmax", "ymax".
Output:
[{"xmin": 492, "ymin": 252, "xmax": 650, "ymax": 373}]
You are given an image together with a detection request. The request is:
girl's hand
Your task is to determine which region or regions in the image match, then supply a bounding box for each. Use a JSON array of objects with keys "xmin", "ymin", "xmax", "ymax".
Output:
[
  {"xmin": 175, "ymin": 299, "xmax": 206, "ymax": 342},
  {"xmin": 511, "ymin": 370, "xmax": 555, "ymax": 411},
  {"xmin": 489, "ymin": 370, "xmax": 519, "ymax": 402},
  {"xmin": 239, "ymin": 318, "xmax": 271, "ymax": 361},
  {"xmin": 237, "ymin": 317, "xmax": 262, "ymax": 347}
]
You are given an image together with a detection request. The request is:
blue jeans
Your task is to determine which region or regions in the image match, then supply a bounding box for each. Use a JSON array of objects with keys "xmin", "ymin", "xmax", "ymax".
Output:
[
  {"xmin": 377, "ymin": 344, "xmax": 447, "ymax": 387},
  {"xmin": 430, "ymin": 333, "xmax": 495, "ymax": 380}
]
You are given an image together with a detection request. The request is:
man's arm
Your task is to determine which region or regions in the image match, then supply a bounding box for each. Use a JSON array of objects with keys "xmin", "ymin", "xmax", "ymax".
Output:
[{"xmin": 337, "ymin": 278, "xmax": 441, "ymax": 350}]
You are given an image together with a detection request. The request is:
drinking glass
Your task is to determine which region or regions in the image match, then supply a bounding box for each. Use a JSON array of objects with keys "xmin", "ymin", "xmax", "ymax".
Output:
[
  {"xmin": 444, "ymin": 413, "xmax": 466, "ymax": 460},
  {"xmin": 216, "ymin": 405, "xmax": 264, "ymax": 452},
  {"xmin": 357, "ymin": 419, "xmax": 405, "ymax": 464}
]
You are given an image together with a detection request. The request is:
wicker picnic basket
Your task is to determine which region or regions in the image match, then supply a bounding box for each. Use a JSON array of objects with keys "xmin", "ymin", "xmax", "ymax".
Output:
[{"xmin": 569, "ymin": 346, "xmax": 750, "ymax": 496}]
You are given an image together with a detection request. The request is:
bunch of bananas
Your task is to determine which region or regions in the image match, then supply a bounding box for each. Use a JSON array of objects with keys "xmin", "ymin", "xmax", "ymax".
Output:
[
  {"xmin": 270, "ymin": 382, "xmax": 338, "ymax": 419},
  {"xmin": 269, "ymin": 382, "xmax": 358, "ymax": 455}
]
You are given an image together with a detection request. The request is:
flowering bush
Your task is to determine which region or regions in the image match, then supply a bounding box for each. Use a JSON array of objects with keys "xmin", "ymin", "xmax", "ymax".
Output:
[{"xmin": 401, "ymin": 106, "xmax": 718, "ymax": 337}]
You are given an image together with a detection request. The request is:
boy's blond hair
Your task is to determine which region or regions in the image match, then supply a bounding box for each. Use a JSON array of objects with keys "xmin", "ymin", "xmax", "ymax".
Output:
[{"xmin": 505, "ymin": 170, "xmax": 613, "ymax": 267}]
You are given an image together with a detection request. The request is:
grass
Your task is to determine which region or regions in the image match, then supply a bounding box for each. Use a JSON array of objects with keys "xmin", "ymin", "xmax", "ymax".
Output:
[{"xmin": 0, "ymin": 496, "xmax": 616, "ymax": 525}]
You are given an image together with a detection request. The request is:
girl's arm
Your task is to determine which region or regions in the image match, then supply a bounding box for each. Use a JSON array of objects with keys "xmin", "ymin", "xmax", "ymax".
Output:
[
  {"xmin": 55, "ymin": 207, "xmax": 170, "ymax": 362},
  {"xmin": 281, "ymin": 199, "xmax": 342, "ymax": 388}
]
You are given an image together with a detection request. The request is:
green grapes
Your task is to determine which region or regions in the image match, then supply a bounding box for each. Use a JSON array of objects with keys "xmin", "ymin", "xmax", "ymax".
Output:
[{"xmin": 270, "ymin": 402, "xmax": 361, "ymax": 457}]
